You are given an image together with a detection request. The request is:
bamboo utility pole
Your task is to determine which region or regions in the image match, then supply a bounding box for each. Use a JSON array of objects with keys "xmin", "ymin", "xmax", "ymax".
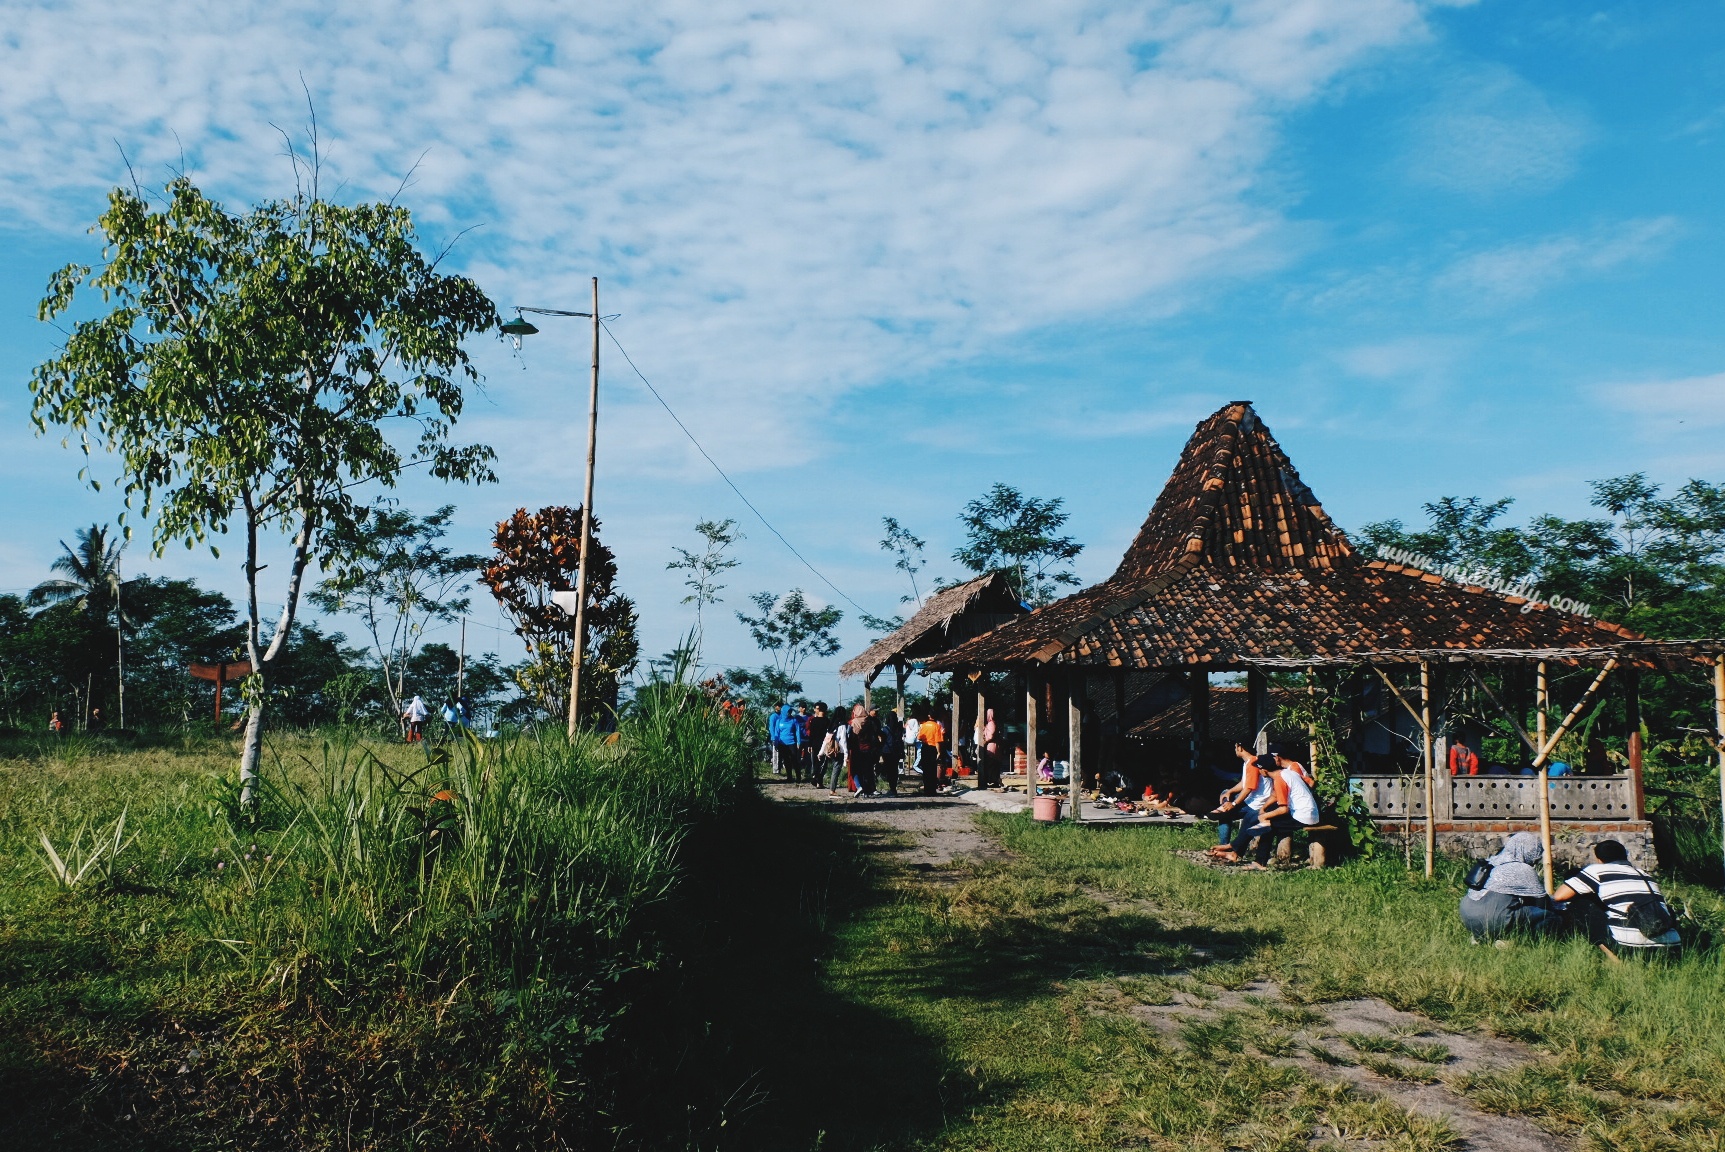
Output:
[
  {"xmin": 457, "ymin": 617, "xmax": 467, "ymax": 704},
  {"xmin": 1537, "ymin": 661, "xmax": 1553, "ymax": 891},
  {"xmin": 568, "ymin": 277, "xmax": 601, "ymax": 740},
  {"xmin": 1714, "ymin": 655, "xmax": 1725, "ymax": 883}
]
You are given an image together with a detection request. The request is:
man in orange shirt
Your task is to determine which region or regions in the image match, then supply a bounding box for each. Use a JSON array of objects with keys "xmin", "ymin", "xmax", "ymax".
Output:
[
  {"xmin": 1448, "ymin": 738, "xmax": 1481, "ymax": 776},
  {"xmin": 917, "ymin": 714, "xmax": 945, "ymax": 795}
]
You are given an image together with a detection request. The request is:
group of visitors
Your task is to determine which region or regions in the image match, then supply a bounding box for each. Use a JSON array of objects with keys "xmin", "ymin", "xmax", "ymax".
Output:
[
  {"xmin": 400, "ymin": 693, "xmax": 473, "ymax": 743},
  {"xmin": 767, "ymin": 701, "xmax": 950, "ymax": 799},
  {"xmin": 1459, "ymin": 832, "xmax": 1680, "ymax": 956},
  {"xmin": 1203, "ymin": 742, "xmax": 1323, "ymax": 870}
]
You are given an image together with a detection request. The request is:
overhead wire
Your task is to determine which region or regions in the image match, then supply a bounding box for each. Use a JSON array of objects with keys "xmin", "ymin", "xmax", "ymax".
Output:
[{"xmin": 600, "ymin": 319, "xmax": 877, "ymax": 619}]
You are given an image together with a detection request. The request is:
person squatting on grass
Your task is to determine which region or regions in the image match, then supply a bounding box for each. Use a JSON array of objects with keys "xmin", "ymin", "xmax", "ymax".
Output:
[
  {"xmin": 1459, "ymin": 833, "xmax": 1565, "ymax": 940},
  {"xmin": 1552, "ymin": 839, "xmax": 1682, "ymax": 954},
  {"xmin": 1459, "ymin": 835, "xmax": 1679, "ymax": 955},
  {"xmin": 1214, "ymin": 748, "xmax": 1320, "ymax": 869}
]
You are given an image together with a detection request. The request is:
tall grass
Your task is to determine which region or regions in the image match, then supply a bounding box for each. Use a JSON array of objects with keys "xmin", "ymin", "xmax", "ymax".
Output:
[{"xmin": 0, "ymin": 668, "xmax": 757, "ymax": 1147}]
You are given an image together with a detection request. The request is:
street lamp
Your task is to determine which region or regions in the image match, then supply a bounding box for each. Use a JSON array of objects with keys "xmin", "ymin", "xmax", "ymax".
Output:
[{"xmin": 503, "ymin": 278, "xmax": 602, "ymax": 740}]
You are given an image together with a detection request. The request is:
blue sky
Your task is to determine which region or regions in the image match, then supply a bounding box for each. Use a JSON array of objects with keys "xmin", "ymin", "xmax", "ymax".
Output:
[{"xmin": 2, "ymin": 0, "xmax": 1723, "ymax": 705}]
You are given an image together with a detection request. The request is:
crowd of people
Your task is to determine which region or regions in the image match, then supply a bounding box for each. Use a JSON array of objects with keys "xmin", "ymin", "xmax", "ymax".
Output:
[
  {"xmin": 767, "ymin": 701, "xmax": 952, "ymax": 798},
  {"xmin": 1459, "ymin": 831, "xmax": 1681, "ymax": 957}
]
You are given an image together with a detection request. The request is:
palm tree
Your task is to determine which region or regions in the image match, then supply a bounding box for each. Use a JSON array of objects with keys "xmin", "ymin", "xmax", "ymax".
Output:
[{"xmin": 29, "ymin": 525, "xmax": 129, "ymax": 622}]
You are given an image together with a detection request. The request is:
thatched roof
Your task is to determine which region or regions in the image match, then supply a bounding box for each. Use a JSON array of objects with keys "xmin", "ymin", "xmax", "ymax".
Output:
[
  {"xmin": 928, "ymin": 402, "xmax": 1642, "ymax": 672},
  {"xmin": 839, "ymin": 571, "xmax": 1026, "ymax": 681}
]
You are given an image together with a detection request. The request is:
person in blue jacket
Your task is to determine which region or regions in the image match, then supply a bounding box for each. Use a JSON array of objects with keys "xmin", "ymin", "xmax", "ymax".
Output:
[{"xmin": 769, "ymin": 703, "xmax": 800, "ymax": 778}]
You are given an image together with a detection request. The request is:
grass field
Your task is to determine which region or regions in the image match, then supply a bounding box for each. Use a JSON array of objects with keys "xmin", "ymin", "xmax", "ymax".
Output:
[{"xmin": 5, "ymin": 733, "xmax": 1725, "ymax": 1150}]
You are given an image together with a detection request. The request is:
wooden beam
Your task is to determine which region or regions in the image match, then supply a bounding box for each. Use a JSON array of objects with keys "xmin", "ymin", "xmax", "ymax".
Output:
[
  {"xmin": 951, "ymin": 680, "xmax": 962, "ymax": 791},
  {"xmin": 1370, "ymin": 665, "xmax": 1425, "ymax": 729},
  {"xmin": 1025, "ymin": 676, "xmax": 1040, "ymax": 794},
  {"xmin": 1189, "ymin": 668, "xmax": 1210, "ymax": 777},
  {"xmin": 1626, "ymin": 668, "xmax": 1644, "ymax": 818},
  {"xmin": 1247, "ymin": 669, "xmax": 1269, "ymax": 754},
  {"xmin": 895, "ymin": 660, "xmax": 907, "ymax": 723},
  {"xmin": 1069, "ymin": 672, "xmax": 1085, "ymax": 820},
  {"xmin": 1469, "ymin": 660, "xmax": 1618, "ymax": 769}
]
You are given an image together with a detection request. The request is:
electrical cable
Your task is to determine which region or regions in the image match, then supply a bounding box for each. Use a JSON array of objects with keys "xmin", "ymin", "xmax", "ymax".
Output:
[{"xmin": 600, "ymin": 320, "xmax": 876, "ymax": 619}]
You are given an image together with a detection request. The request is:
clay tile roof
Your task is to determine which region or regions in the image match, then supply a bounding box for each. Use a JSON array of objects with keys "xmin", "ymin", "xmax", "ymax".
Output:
[
  {"xmin": 839, "ymin": 571, "xmax": 1027, "ymax": 681},
  {"xmin": 927, "ymin": 402, "xmax": 1644, "ymax": 671}
]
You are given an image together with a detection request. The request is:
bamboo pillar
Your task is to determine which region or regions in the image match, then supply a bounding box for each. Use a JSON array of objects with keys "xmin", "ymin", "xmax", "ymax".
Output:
[
  {"xmin": 1537, "ymin": 660, "xmax": 1553, "ymax": 891},
  {"xmin": 895, "ymin": 661, "xmax": 907, "ymax": 722},
  {"xmin": 1247, "ymin": 669, "xmax": 1269, "ymax": 754},
  {"xmin": 1069, "ymin": 672, "xmax": 1085, "ymax": 819},
  {"xmin": 1306, "ymin": 667, "xmax": 1318, "ymax": 770},
  {"xmin": 950, "ymin": 680, "xmax": 962, "ymax": 790},
  {"xmin": 1025, "ymin": 676, "xmax": 1040, "ymax": 794},
  {"xmin": 1421, "ymin": 660, "xmax": 1435, "ymax": 879},
  {"xmin": 1626, "ymin": 668, "xmax": 1645, "ymax": 818},
  {"xmin": 1715, "ymin": 655, "xmax": 1725, "ymax": 884}
]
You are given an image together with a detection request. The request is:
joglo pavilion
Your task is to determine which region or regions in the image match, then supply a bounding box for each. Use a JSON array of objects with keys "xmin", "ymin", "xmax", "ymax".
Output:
[{"xmin": 843, "ymin": 401, "xmax": 1725, "ymax": 877}]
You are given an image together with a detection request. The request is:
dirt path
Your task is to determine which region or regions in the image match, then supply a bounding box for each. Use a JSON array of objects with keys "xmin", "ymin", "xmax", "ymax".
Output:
[{"xmin": 764, "ymin": 779, "xmax": 1566, "ymax": 1152}]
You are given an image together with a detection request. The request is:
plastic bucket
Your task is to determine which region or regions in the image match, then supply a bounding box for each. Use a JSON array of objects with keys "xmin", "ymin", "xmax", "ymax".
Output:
[{"xmin": 1033, "ymin": 795, "xmax": 1064, "ymax": 823}]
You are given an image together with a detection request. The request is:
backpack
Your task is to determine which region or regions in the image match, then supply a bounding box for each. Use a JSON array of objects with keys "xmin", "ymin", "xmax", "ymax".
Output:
[
  {"xmin": 819, "ymin": 731, "xmax": 838, "ymax": 759},
  {"xmin": 1464, "ymin": 859, "xmax": 1492, "ymax": 890},
  {"xmin": 1624, "ymin": 873, "xmax": 1679, "ymax": 939}
]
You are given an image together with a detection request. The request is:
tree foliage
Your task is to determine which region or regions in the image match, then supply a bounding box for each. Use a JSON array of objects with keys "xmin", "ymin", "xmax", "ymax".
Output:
[
  {"xmin": 666, "ymin": 518, "xmax": 742, "ymax": 651},
  {"xmin": 311, "ymin": 503, "xmax": 483, "ymax": 716},
  {"xmin": 481, "ymin": 505, "xmax": 640, "ymax": 724},
  {"xmin": 734, "ymin": 589, "xmax": 841, "ymax": 682},
  {"xmin": 952, "ymin": 482, "xmax": 1082, "ymax": 607},
  {"xmin": 29, "ymin": 173, "xmax": 496, "ymax": 793}
]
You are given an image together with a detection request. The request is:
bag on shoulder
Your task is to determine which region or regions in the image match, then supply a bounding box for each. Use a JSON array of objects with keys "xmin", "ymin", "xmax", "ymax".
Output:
[
  {"xmin": 819, "ymin": 731, "xmax": 837, "ymax": 759},
  {"xmin": 1626, "ymin": 874, "xmax": 1678, "ymax": 938},
  {"xmin": 1463, "ymin": 859, "xmax": 1493, "ymax": 891}
]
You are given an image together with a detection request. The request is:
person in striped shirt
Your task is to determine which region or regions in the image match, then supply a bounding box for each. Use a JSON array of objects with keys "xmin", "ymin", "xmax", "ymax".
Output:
[{"xmin": 1552, "ymin": 840, "xmax": 1681, "ymax": 954}]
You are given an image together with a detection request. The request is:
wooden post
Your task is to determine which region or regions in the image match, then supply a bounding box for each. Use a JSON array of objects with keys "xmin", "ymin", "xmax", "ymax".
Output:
[
  {"xmin": 1189, "ymin": 667, "xmax": 1210, "ymax": 776},
  {"xmin": 1626, "ymin": 667, "xmax": 1645, "ymax": 819},
  {"xmin": 1421, "ymin": 661, "xmax": 1435, "ymax": 879},
  {"xmin": 951, "ymin": 679, "xmax": 963, "ymax": 789},
  {"xmin": 567, "ymin": 276, "xmax": 602, "ymax": 740},
  {"xmin": 1025, "ymin": 675, "xmax": 1040, "ymax": 794},
  {"xmin": 1537, "ymin": 660, "xmax": 1553, "ymax": 891},
  {"xmin": 975, "ymin": 685, "xmax": 987, "ymax": 784},
  {"xmin": 1069, "ymin": 672, "xmax": 1085, "ymax": 819},
  {"xmin": 215, "ymin": 664, "xmax": 225, "ymax": 724},
  {"xmin": 1247, "ymin": 669, "xmax": 1269, "ymax": 753},
  {"xmin": 895, "ymin": 660, "xmax": 907, "ymax": 722},
  {"xmin": 1306, "ymin": 667, "xmax": 1318, "ymax": 770},
  {"xmin": 1714, "ymin": 655, "xmax": 1725, "ymax": 884}
]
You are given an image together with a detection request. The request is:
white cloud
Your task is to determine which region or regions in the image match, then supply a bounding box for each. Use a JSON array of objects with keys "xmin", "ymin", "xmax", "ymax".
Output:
[
  {"xmin": 1403, "ymin": 66, "xmax": 1590, "ymax": 197},
  {"xmin": 1596, "ymin": 372, "xmax": 1725, "ymax": 430},
  {"xmin": 1435, "ymin": 217, "xmax": 1676, "ymax": 303},
  {"xmin": 1, "ymin": 1, "xmax": 1426, "ymax": 417}
]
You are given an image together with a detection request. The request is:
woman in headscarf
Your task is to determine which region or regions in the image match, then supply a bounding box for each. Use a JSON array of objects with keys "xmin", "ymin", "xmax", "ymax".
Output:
[
  {"xmin": 1459, "ymin": 832, "xmax": 1565, "ymax": 940},
  {"xmin": 847, "ymin": 703, "xmax": 882, "ymax": 798},
  {"xmin": 979, "ymin": 708, "xmax": 1001, "ymax": 789}
]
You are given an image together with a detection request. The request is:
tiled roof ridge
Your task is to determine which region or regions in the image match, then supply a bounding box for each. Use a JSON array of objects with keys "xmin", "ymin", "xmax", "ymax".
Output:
[{"xmin": 1112, "ymin": 401, "xmax": 1355, "ymax": 579}]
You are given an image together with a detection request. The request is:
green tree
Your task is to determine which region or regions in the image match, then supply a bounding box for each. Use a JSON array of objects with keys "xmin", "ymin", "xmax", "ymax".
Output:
[
  {"xmin": 880, "ymin": 516, "xmax": 927, "ymax": 608},
  {"xmin": 735, "ymin": 589, "xmax": 842, "ymax": 686},
  {"xmin": 666, "ymin": 517, "xmax": 743, "ymax": 653},
  {"xmin": 952, "ymin": 483, "xmax": 1083, "ymax": 607},
  {"xmin": 310, "ymin": 503, "xmax": 483, "ymax": 717},
  {"xmin": 30, "ymin": 174, "xmax": 497, "ymax": 801}
]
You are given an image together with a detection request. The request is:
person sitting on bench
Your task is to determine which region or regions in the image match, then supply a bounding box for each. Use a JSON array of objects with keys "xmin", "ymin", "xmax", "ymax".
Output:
[
  {"xmin": 1206, "ymin": 745, "xmax": 1271, "ymax": 851},
  {"xmin": 1458, "ymin": 832, "xmax": 1564, "ymax": 941},
  {"xmin": 1551, "ymin": 840, "xmax": 1680, "ymax": 956},
  {"xmin": 1216, "ymin": 754, "xmax": 1319, "ymax": 869}
]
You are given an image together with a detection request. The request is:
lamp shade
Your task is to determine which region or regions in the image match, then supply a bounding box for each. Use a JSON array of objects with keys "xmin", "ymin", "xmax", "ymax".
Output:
[{"xmin": 500, "ymin": 315, "xmax": 539, "ymax": 338}]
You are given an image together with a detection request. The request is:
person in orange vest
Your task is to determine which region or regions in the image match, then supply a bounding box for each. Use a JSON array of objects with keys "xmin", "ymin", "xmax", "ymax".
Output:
[
  {"xmin": 917, "ymin": 712, "xmax": 945, "ymax": 795},
  {"xmin": 1448, "ymin": 738, "xmax": 1481, "ymax": 776}
]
